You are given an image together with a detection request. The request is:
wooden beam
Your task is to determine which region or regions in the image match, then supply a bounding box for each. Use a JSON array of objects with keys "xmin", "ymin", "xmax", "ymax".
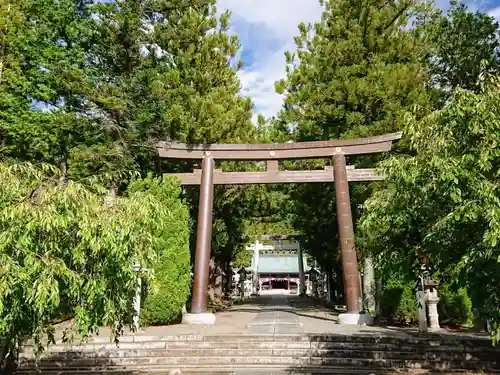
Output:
[
  {"xmin": 157, "ymin": 132, "xmax": 403, "ymax": 160},
  {"xmin": 168, "ymin": 167, "xmax": 384, "ymax": 185}
]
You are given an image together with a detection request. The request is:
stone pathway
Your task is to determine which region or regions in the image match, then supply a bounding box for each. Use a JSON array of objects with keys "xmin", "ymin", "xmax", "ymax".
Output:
[
  {"xmin": 54, "ymin": 292, "xmax": 491, "ymax": 344},
  {"xmin": 246, "ymin": 294, "xmax": 303, "ymax": 334}
]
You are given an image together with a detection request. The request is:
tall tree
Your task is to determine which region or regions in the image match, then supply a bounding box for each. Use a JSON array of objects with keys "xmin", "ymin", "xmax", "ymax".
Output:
[
  {"xmin": 359, "ymin": 70, "xmax": 500, "ymax": 341},
  {"xmin": 425, "ymin": 0, "xmax": 500, "ymax": 95},
  {"xmin": 276, "ymin": 0, "xmax": 432, "ymax": 140},
  {"xmin": 0, "ymin": 0, "xmax": 257, "ymax": 283},
  {"xmin": 83, "ymin": 0, "xmax": 254, "ymax": 179},
  {"xmin": 0, "ymin": 0, "xmax": 259, "ymax": 350},
  {"xmin": 1, "ymin": 0, "xmax": 255, "ymax": 180},
  {"xmin": 274, "ymin": 0, "xmax": 433, "ymax": 279},
  {"xmin": 83, "ymin": 0, "xmax": 257, "ymax": 276},
  {"xmin": 0, "ymin": 163, "xmax": 190, "ymax": 368},
  {"xmin": 0, "ymin": 0, "xmax": 95, "ymax": 177}
]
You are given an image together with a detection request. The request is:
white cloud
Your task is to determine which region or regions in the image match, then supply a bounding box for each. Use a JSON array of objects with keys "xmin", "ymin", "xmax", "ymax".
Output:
[
  {"xmin": 488, "ymin": 5, "xmax": 500, "ymax": 19},
  {"xmin": 217, "ymin": 0, "xmax": 499, "ymax": 120},
  {"xmin": 217, "ymin": 1, "xmax": 324, "ymax": 119},
  {"xmin": 218, "ymin": 0, "xmax": 323, "ymax": 38}
]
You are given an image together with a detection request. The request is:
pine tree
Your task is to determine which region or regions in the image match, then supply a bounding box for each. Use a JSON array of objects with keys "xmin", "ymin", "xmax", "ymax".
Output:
[
  {"xmin": 85, "ymin": 0, "xmax": 257, "ymax": 292},
  {"xmin": 276, "ymin": 0, "xmax": 432, "ymax": 140},
  {"xmin": 274, "ymin": 0, "xmax": 433, "ymax": 275},
  {"xmin": 1, "ymin": 0, "xmax": 255, "ymax": 180},
  {"xmin": 81, "ymin": 0, "xmax": 254, "ymax": 179},
  {"xmin": 1, "ymin": 0, "xmax": 257, "ymax": 310}
]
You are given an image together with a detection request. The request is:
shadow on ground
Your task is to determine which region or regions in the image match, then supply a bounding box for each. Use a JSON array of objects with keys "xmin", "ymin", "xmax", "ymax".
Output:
[
  {"xmin": 282, "ymin": 332, "xmax": 500, "ymax": 375},
  {"xmin": 229, "ymin": 294, "xmax": 339, "ymax": 323}
]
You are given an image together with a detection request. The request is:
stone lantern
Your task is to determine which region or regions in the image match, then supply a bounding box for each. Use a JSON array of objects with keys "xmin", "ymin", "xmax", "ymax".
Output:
[{"xmin": 423, "ymin": 276, "xmax": 440, "ymax": 331}]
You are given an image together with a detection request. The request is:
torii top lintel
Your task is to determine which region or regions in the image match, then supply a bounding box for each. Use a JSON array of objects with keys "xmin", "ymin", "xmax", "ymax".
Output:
[{"xmin": 157, "ymin": 132, "xmax": 403, "ymax": 160}]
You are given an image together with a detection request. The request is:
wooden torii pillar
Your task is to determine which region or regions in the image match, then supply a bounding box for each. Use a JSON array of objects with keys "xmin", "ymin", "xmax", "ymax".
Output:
[{"xmin": 157, "ymin": 132, "xmax": 402, "ymax": 325}]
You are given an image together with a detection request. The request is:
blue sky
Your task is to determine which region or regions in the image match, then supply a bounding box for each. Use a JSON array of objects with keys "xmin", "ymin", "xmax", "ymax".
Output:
[{"xmin": 216, "ymin": 0, "xmax": 500, "ymax": 120}]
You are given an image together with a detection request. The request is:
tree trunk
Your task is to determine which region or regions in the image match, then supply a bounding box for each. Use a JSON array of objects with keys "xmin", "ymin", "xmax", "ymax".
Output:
[{"xmin": 225, "ymin": 260, "xmax": 233, "ymax": 296}]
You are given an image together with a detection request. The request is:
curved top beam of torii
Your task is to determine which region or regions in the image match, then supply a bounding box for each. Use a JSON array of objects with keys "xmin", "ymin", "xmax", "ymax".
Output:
[{"xmin": 157, "ymin": 132, "xmax": 403, "ymax": 160}]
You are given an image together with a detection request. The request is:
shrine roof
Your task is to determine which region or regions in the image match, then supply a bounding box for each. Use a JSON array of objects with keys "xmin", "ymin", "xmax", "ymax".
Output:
[{"xmin": 251, "ymin": 255, "xmax": 310, "ymax": 274}]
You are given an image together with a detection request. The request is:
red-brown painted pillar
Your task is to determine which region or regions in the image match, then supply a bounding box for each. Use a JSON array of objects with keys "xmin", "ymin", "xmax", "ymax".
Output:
[
  {"xmin": 191, "ymin": 153, "xmax": 214, "ymax": 314},
  {"xmin": 334, "ymin": 152, "xmax": 361, "ymax": 314}
]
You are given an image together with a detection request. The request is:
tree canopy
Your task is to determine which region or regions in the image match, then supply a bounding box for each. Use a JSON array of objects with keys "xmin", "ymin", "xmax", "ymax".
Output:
[
  {"xmin": 273, "ymin": 0, "xmax": 433, "ymax": 282},
  {"xmin": 0, "ymin": 163, "xmax": 190, "ymax": 365},
  {"xmin": 360, "ymin": 70, "xmax": 500, "ymax": 341},
  {"xmin": 425, "ymin": 0, "xmax": 500, "ymax": 95},
  {"xmin": 1, "ymin": 0, "xmax": 254, "ymax": 180},
  {"xmin": 1, "ymin": 0, "xmax": 257, "ymax": 274},
  {"xmin": 2, "ymin": 0, "xmax": 500, "ymax": 357},
  {"xmin": 0, "ymin": 0, "xmax": 255, "ymax": 364},
  {"xmin": 275, "ymin": 0, "xmax": 432, "ymax": 140}
]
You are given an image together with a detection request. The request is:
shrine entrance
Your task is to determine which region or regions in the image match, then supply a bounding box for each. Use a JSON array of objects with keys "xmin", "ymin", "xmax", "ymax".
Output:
[
  {"xmin": 246, "ymin": 235, "xmax": 308, "ymax": 296},
  {"xmin": 157, "ymin": 132, "xmax": 402, "ymax": 325}
]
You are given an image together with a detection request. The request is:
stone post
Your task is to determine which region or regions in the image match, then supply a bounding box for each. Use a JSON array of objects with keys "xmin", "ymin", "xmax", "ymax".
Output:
[
  {"xmin": 252, "ymin": 240, "xmax": 261, "ymax": 295},
  {"xmin": 132, "ymin": 262, "xmax": 145, "ymax": 332},
  {"xmin": 417, "ymin": 290, "xmax": 428, "ymax": 332},
  {"xmin": 324, "ymin": 271, "xmax": 330, "ymax": 301},
  {"xmin": 375, "ymin": 278, "xmax": 382, "ymax": 318},
  {"xmin": 225, "ymin": 261, "xmax": 233, "ymax": 296},
  {"xmin": 298, "ymin": 245, "xmax": 306, "ymax": 295},
  {"xmin": 363, "ymin": 257, "xmax": 376, "ymax": 315},
  {"xmin": 133, "ymin": 275, "xmax": 142, "ymax": 331},
  {"xmin": 427, "ymin": 288, "xmax": 440, "ymax": 331}
]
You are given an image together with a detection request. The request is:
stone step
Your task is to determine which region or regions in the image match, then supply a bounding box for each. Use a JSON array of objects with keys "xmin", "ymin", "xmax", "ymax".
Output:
[
  {"xmin": 18, "ymin": 347, "xmax": 500, "ymax": 362},
  {"xmin": 16, "ymin": 355, "xmax": 500, "ymax": 370},
  {"xmin": 22, "ymin": 338, "xmax": 500, "ymax": 353},
  {"xmin": 14, "ymin": 364, "xmax": 410, "ymax": 375},
  {"xmin": 43, "ymin": 333, "xmax": 496, "ymax": 347},
  {"xmin": 17, "ymin": 333, "xmax": 500, "ymax": 374},
  {"xmin": 20, "ymin": 346, "xmax": 500, "ymax": 365}
]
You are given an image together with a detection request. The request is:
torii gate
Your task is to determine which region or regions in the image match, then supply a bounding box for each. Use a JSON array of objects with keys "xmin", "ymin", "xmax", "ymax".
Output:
[{"xmin": 157, "ymin": 132, "xmax": 402, "ymax": 325}]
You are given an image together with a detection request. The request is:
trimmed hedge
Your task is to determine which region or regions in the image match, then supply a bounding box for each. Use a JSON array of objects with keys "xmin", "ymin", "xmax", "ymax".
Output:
[
  {"xmin": 438, "ymin": 285, "xmax": 473, "ymax": 327},
  {"xmin": 379, "ymin": 280, "xmax": 418, "ymax": 326},
  {"xmin": 127, "ymin": 175, "xmax": 191, "ymax": 325},
  {"xmin": 379, "ymin": 277, "xmax": 473, "ymax": 327}
]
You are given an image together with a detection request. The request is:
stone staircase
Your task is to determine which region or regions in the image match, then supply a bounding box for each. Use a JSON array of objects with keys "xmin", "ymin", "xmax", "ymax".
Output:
[{"xmin": 17, "ymin": 333, "xmax": 500, "ymax": 374}]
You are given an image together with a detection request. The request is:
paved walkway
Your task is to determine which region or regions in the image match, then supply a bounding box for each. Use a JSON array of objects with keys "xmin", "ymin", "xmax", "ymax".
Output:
[
  {"xmin": 246, "ymin": 294, "xmax": 305, "ymax": 334},
  {"xmin": 57, "ymin": 292, "xmax": 490, "ymax": 344}
]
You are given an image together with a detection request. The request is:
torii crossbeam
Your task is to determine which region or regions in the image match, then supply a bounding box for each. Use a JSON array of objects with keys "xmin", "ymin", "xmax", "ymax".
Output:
[{"xmin": 157, "ymin": 132, "xmax": 402, "ymax": 325}]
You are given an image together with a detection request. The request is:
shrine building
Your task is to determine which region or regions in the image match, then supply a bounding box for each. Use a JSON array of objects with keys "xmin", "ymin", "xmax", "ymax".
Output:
[{"xmin": 247, "ymin": 236, "xmax": 311, "ymax": 293}]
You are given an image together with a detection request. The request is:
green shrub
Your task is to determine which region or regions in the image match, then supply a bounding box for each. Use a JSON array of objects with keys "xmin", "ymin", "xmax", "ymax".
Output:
[
  {"xmin": 438, "ymin": 285, "xmax": 473, "ymax": 327},
  {"xmin": 127, "ymin": 175, "xmax": 191, "ymax": 325},
  {"xmin": 379, "ymin": 280, "xmax": 417, "ymax": 326}
]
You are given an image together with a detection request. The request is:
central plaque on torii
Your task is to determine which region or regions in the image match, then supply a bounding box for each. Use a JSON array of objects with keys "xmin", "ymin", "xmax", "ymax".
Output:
[{"xmin": 157, "ymin": 132, "xmax": 402, "ymax": 325}]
